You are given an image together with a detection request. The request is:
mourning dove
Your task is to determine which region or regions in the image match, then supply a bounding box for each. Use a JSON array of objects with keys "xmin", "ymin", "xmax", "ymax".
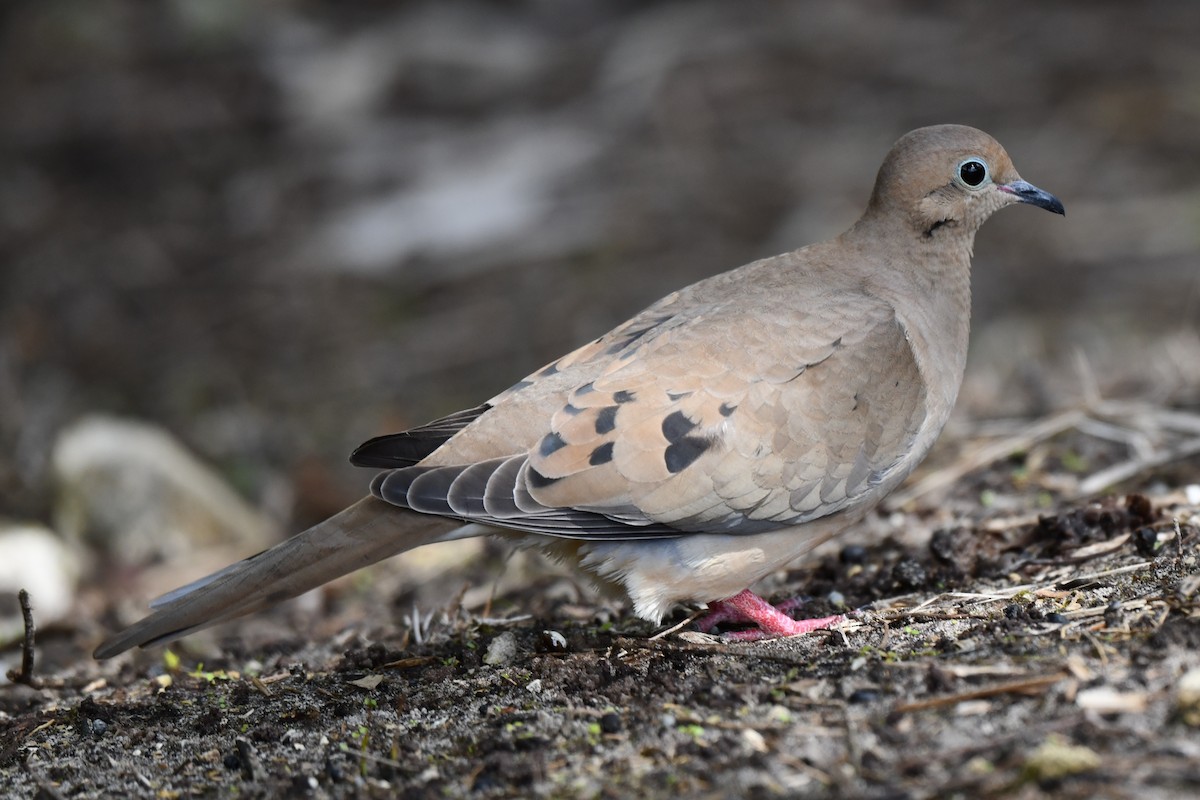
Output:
[{"xmin": 95, "ymin": 124, "xmax": 1063, "ymax": 658}]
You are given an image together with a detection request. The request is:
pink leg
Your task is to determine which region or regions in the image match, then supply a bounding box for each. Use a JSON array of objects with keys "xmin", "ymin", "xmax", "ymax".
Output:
[{"xmin": 695, "ymin": 589, "xmax": 843, "ymax": 642}]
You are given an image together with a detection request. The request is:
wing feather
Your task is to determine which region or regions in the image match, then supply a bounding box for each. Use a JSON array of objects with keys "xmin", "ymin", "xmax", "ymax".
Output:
[{"xmin": 364, "ymin": 283, "xmax": 929, "ymax": 543}]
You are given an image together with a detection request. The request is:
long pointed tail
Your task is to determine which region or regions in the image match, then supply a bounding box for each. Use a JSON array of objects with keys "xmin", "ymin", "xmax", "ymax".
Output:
[{"xmin": 94, "ymin": 497, "xmax": 462, "ymax": 658}]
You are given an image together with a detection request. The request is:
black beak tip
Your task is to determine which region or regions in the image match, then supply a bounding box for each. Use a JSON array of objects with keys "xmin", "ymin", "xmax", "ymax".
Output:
[{"xmin": 1005, "ymin": 180, "xmax": 1065, "ymax": 217}]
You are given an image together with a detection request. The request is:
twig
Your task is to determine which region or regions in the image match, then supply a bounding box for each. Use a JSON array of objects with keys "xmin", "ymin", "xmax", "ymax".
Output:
[
  {"xmin": 381, "ymin": 655, "xmax": 436, "ymax": 669},
  {"xmin": 1056, "ymin": 561, "xmax": 1153, "ymax": 590},
  {"xmin": 651, "ymin": 609, "xmax": 705, "ymax": 641},
  {"xmin": 1073, "ymin": 417, "xmax": 1154, "ymax": 459},
  {"xmin": 890, "ymin": 410, "xmax": 1085, "ymax": 506},
  {"xmin": 1076, "ymin": 436, "xmax": 1200, "ymax": 497},
  {"xmin": 5, "ymin": 589, "xmax": 40, "ymax": 688},
  {"xmin": 892, "ymin": 672, "xmax": 1064, "ymax": 713},
  {"xmin": 1072, "ymin": 348, "xmax": 1102, "ymax": 409},
  {"xmin": 893, "ymin": 397, "xmax": 1200, "ymax": 507},
  {"xmin": 1024, "ymin": 534, "xmax": 1132, "ymax": 566}
]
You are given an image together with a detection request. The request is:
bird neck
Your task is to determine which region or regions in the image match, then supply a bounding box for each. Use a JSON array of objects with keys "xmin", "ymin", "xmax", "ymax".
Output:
[{"xmin": 839, "ymin": 215, "xmax": 974, "ymax": 416}]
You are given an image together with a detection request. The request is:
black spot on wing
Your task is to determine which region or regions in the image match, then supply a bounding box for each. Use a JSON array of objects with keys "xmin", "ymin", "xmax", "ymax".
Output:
[
  {"xmin": 537, "ymin": 362, "xmax": 559, "ymax": 377},
  {"xmin": 562, "ymin": 403, "xmax": 583, "ymax": 416},
  {"xmin": 665, "ymin": 438, "xmax": 712, "ymax": 474},
  {"xmin": 538, "ymin": 431, "xmax": 567, "ymax": 458},
  {"xmin": 588, "ymin": 442, "xmax": 615, "ymax": 466},
  {"xmin": 613, "ymin": 390, "xmax": 636, "ymax": 404},
  {"xmin": 527, "ymin": 467, "xmax": 561, "ymax": 489},
  {"xmin": 661, "ymin": 410, "xmax": 698, "ymax": 441},
  {"xmin": 718, "ymin": 402, "xmax": 737, "ymax": 417},
  {"xmin": 509, "ymin": 380, "xmax": 534, "ymax": 393},
  {"xmin": 595, "ymin": 406, "xmax": 618, "ymax": 435},
  {"xmin": 575, "ymin": 381, "xmax": 595, "ymax": 396},
  {"xmin": 661, "ymin": 410, "xmax": 713, "ymax": 474},
  {"xmin": 667, "ymin": 390, "xmax": 692, "ymax": 401}
]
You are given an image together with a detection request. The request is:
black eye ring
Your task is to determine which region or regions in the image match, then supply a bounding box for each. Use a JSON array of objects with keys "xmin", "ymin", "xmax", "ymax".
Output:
[{"xmin": 958, "ymin": 159, "xmax": 988, "ymax": 187}]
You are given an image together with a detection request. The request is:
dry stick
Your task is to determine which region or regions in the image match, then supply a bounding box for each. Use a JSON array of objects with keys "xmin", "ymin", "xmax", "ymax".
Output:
[
  {"xmin": 649, "ymin": 609, "xmax": 706, "ymax": 641},
  {"xmin": 892, "ymin": 672, "xmax": 1064, "ymax": 713},
  {"xmin": 5, "ymin": 589, "xmax": 39, "ymax": 688},
  {"xmin": 1148, "ymin": 406, "xmax": 1200, "ymax": 435},
  {"xmin": 890, "ymin": 409, "xmax": 1085, "ymax": 507},
  {"xmin": 1077, "ymin": 436, "xmax": 1200, "ymax": 497},
  {"xmin": 894, "ymin": 395, "xmax": 1200, "ymax": 508},
  {"xmin": 1074, "ymin": 416, "xmax": 1156, "ymax": 460},
  {"xmin": 1055, "ymin": 560, "xmax": 1154, "ymax": 589}
]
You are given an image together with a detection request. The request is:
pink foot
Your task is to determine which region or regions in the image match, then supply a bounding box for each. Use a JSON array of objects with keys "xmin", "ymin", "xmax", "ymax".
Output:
[{"xmin": 695, "ymin": 589, "xmax": 843, "ymax": 642}]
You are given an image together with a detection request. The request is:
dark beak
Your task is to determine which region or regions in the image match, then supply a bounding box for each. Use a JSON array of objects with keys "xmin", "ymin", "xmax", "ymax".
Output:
[{"xmin": 1001, "ymin": 179, "xmax": 1065, "ymax": 216}]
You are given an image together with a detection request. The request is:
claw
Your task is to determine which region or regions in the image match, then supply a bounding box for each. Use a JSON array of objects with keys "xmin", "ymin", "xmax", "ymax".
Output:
[{"xmin": 695, "ymin": 589, "xmax": 844, "ymax": 640}]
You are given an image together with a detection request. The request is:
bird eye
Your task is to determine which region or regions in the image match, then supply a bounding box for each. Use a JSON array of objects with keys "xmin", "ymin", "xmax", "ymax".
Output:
[{"xmin": 958, "ymin": 159, "xmax": 988, "ymax": 188}]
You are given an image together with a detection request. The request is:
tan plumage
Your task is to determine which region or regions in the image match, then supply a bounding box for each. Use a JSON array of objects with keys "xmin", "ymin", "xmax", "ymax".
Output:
[{"xmin": 95, "ymin": 124, "xmax": 1063, "ymax": 658}]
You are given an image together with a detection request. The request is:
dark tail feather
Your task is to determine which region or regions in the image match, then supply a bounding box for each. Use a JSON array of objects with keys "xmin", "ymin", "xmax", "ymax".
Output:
[{"xmin": 94, "ymin": 496, "xmax": 463, "ymax": 658}]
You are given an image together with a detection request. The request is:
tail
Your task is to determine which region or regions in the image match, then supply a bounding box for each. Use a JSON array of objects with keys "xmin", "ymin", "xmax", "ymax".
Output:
[{"xmin": 94, "ymin": 497, "xmax": 463, "ymax": 658}]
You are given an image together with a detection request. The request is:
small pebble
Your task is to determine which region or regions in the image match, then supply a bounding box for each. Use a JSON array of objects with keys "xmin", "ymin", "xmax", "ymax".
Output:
[
  {"xmin": 537, "ymin": 630, "xmax": 568, "ymax": 652},
  {"xmin": 1024, "ymin": 735, "xmax": 1100, "ymax": 781},
  {"xmin": 847, "ymin": 688, "xmax": 880, "ymax": 704},
  {"xmin": 742, "ymin": 728, "xmax": 769, "ymax": 754},
  {"xmin": 1176, "ymin": 668, "xmax": 1200, "ymax": 726},
  {"xmin": 599, "ymin": 712, "xmax": 622, "ymax": 734},
  {"xmin": 929, "ymin": 528, "xmax": 958, "ymax": 563},
  {"xmin": 90, "ymin": 719, "xmax": 108, "ymax": 737},
  {"xmin": 840, "ymin": 545, "xmax": 868, "ymax": 565},
  {"xmin": 484, "ymin": 632, "xmax": 518, "ymax": 666},
  {"xmin": 1133, "ymin": 527, "xmax": 1158, "ymax": 557},
  {"xmin": 1046, "ymin": 613, "xmax": 1069, "ymax": 624}
]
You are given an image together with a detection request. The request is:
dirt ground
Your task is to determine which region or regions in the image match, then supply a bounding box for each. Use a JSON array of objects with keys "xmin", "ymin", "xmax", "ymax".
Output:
[
  {"xmin": 2, "ymin": 2, "xmax": 1200, "ymax": 798},
  {"xmin": 5, "ymin": 450, "xmax": 1200, "ymax": 799}
]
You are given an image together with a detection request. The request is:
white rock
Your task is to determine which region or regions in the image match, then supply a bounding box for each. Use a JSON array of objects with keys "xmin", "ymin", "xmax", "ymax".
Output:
[
  {"xmin": 483, "ymin": 631, "xmax": 518, "ymax": 666},
  {"xmin": 1177, "ymin": 668, "xmax": 1200, "ymax": 726},
  {"xmin": 52, "ymin": 415, "xmax": 274, "ymax": 564},
  {"xmin": 741, "ymin": 728, "xmax": 769, "ymax": 754},
  {"xmin": 0, "ymin": 523, "xmax": 81, "ymax": 640},
  {"xmin": 1076, "ymin": 686, "xmax": 1148, "ymax": 714}
]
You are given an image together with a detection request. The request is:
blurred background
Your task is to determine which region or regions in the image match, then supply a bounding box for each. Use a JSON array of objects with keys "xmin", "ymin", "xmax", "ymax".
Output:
[{"xmin": 1, "ymin": 1, "xmax": 1198, "ymax": 636}]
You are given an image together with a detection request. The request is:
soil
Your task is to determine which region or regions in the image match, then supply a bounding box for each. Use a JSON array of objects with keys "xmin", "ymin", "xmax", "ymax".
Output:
[{"xmin": 4, "ymin": 454, "xmax": 1200, "ymax": 799}]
